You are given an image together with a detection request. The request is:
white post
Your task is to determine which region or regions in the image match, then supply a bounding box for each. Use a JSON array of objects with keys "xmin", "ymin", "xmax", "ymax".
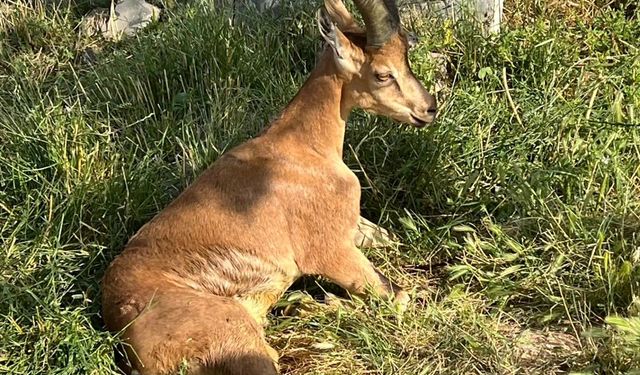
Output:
[
  {"xmin": 403, "ymin": 0, "xmax": 504, "ymax": 34},
  {"xmin": 243, "ymin": 0, "xmax": 504, "ymax": 34}
]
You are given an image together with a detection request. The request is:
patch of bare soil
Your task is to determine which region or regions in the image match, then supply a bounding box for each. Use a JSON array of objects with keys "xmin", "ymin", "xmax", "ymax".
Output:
[{"xmin": 504, "ymin": 325, "xmax": 585, "ymax": 373}]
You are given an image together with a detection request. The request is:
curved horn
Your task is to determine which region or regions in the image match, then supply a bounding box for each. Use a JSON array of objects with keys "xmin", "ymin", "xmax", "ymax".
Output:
[
  {"xmin": 324, "ymin": 0, "xmax": 363, "ymax": 33},
  {"xmin": 352, "ymin": 0, "xmax": 400, "ymax": 48}
]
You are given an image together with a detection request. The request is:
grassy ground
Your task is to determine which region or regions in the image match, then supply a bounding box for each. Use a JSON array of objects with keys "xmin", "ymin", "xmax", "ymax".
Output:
[{"xmin": 1, "ymin": 0, "xmax": 639, "ymax": 374}]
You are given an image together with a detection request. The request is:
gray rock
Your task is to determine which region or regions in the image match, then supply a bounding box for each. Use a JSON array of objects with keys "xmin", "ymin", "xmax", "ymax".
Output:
[
  {"xmin": 80, "ymin": 0, "xmax": 161, "ymax": 40},
  {"xmin": 249, "ymin": 0, "xmax": 280, "ymax": 11},
  {"xmin": 111, "ymin": 0, "xmax": 162, "ymax": 37}
]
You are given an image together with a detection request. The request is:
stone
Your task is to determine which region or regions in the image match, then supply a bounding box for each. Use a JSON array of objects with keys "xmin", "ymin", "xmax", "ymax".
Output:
[{"xmin": 80, "ymin": 0, "xmax": 161, "ymax": 40}]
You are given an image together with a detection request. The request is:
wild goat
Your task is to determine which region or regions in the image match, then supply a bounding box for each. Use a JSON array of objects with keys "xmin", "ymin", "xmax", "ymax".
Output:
[{"xmin": 102, "ymin": 0, "xmax": 437, "ymax": 373}]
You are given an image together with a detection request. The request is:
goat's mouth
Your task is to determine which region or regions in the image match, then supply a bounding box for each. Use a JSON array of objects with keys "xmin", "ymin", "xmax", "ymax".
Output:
[{"xmin": 409, "ymin": 113, "xmax": 432, "ymax": 128}]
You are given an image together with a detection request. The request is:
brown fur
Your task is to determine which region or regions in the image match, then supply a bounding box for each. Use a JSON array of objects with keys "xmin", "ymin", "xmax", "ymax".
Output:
[{"xmin": 102, "ymin": 1, "xmax": 436, "ymax": 374}]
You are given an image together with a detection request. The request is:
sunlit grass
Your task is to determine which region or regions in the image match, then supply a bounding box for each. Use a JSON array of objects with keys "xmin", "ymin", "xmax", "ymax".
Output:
[{"xmin": 1, "ymin": 0, "xmax": 639, "ymax": 374}]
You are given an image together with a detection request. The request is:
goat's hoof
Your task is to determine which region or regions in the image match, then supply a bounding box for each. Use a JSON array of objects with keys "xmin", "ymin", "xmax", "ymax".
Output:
[{"xmin": 393, "ymin": 290, "xmax": 411, "ymax": 315}]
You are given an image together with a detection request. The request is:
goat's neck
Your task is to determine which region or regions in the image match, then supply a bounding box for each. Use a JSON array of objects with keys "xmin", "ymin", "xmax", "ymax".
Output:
[{"xmin": 264, "ymin": 52, "xmax": 352, "ymax": 159}]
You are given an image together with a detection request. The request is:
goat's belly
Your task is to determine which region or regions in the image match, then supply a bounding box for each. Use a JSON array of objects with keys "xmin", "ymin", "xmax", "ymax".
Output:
[
  {"xmin": 156, "ymin": 250, "xmax": 299, "ymax": 324},
  {"xmin": 234, "ymin": 275, "xmax": 296, "ymax": 325}
]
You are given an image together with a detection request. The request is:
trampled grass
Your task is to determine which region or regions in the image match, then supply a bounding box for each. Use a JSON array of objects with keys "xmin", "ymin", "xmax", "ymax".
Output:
[{"xmin": 1, "ymin": 0, "xmax": 639, "ymax": 374}]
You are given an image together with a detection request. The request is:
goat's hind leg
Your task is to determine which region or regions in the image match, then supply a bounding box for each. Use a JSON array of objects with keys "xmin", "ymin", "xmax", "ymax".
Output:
[{"xmin": 117, "ymin": 289, "xmax": 278, "ymax": 375}]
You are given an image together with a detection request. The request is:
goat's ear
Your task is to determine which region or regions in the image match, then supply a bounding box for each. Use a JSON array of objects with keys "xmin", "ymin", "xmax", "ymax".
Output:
[
  {"xmin": 318, "ymin": 8, "xmax": 345, "ymax": 58},
  {"xmin": 317, "ymin": 8, "xmax": 362, "ymax": 74}
]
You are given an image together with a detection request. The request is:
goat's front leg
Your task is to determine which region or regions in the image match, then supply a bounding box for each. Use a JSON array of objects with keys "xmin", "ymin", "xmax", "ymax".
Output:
[{"xmin": 318, "ymin": 245, "xmax": 409, "ymax": 310}]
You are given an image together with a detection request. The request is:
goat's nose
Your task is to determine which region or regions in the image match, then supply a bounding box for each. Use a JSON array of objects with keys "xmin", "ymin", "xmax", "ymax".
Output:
[
  {"xmin": 417, "ymin": 105, "xmax": 437, "ymax": 123},
  {"xmin": 421, "ymin": 105, "xmax": 437, "ymax": 117},
  {"xmin": 422, "ymin": 93, "xmax": 437, "ymax": 115}
]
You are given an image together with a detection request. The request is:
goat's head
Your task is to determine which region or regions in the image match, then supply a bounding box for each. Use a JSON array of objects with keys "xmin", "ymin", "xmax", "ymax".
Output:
[{"xmin": 318, "ymin": 0, "xmax": 437, "ymax": 127}]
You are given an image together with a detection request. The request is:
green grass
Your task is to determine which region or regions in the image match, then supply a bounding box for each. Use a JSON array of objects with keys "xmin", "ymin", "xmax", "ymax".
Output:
[{"xmin": 1, "ymin": 0, "xmax": 639, "ymax": 373}]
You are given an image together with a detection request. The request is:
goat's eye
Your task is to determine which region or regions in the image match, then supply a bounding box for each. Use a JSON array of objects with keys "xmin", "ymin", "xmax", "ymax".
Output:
[{"xmin": 375, "ymin": 73, "xmax": 393, "ymax": 83}]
